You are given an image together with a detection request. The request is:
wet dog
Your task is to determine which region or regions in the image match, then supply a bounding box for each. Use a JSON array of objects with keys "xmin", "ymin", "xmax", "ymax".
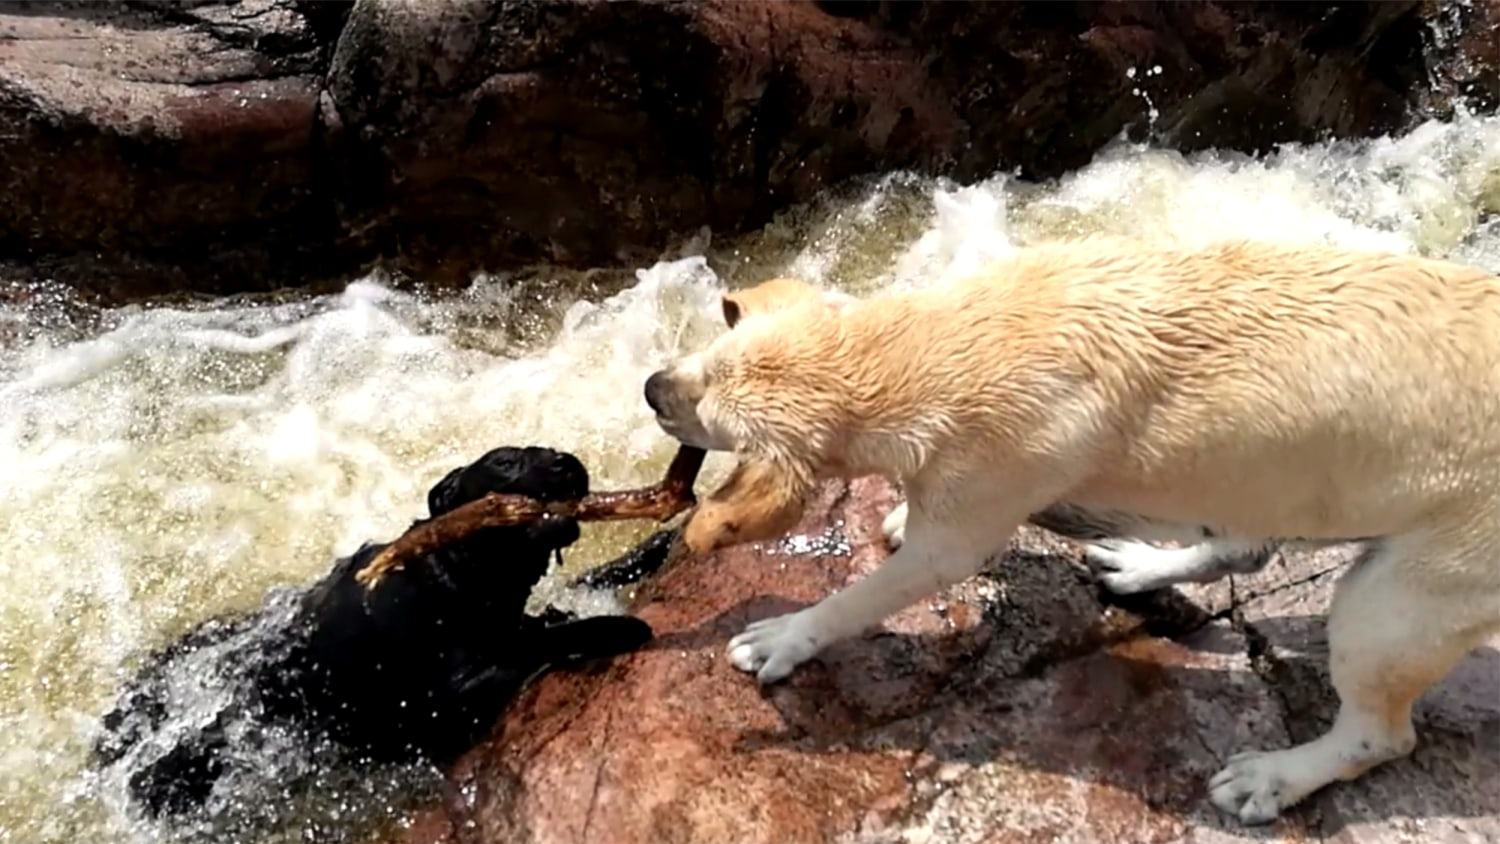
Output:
[
  {"xmin": 647, "ymin": 239, "xmax": 1500, "ymax": 824},
  {"xmin": 96, "ymin": 446, "xmax": 656, "ymax": 819}
]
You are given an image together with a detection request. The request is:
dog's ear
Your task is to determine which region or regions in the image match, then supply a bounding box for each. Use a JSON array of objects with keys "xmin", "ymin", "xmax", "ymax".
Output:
[
  {"xmin": 721, "ymin": 277, "xmax": 823, "ymax": 328},
  {"xmin": 681, "ymin": 457, "xmax": 811, "ymax": 554},
  {"xmin": 721, "ymin": 296, "xmax": 744, "ymax": 329}
]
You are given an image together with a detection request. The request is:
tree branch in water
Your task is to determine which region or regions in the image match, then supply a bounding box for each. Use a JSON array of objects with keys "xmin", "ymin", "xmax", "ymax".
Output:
[{"xmin": 355, "ymin": 446, "xmax": 707, "ymax": 590}]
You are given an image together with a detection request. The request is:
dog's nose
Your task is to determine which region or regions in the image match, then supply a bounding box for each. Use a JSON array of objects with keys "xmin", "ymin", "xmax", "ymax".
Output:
[{"xmin": 644, "ymin": 370, "xmax": 668, "ymax": 415}]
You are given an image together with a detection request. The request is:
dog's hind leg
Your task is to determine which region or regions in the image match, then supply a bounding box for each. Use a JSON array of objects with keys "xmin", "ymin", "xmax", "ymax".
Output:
[
  {"xmin": 1027, "ymin": 503, "xmax": 1214, "ymax": 544},
  {"xmin": 891, "ymin": 499, "xmax": 1214, "ymax": 552},
  {"xmin": 1083, "ymin": 537, "xmax": 1277, "ymax": 594},
  {"xmin": 1022, "ymin": 502, "xmax": 1277, "ymax": 593},
  {"xmin": 1210, "ymin": 531, "xmax": 1500, "ymax": 824}
]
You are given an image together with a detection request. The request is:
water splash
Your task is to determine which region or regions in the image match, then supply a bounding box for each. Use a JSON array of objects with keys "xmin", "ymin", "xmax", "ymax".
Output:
[{"xmin": 1126, "ymin": 64, "xmax": 1164, "ymax": 129}]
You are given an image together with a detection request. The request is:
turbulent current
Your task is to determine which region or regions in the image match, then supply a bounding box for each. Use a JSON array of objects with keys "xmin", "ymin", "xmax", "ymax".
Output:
[{"xmin": 1, "ymin": 114, "xmax": 1497, "ymax": 843}]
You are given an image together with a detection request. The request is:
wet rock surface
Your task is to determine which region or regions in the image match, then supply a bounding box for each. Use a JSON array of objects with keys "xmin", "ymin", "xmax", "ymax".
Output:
[
  {"xmin": 3, "ymin": 0, "xmax": 1498, "ymax": 297},
  {"xmin": 400, "ymin": 477, "xmax": 1500, "ymax": 844}
]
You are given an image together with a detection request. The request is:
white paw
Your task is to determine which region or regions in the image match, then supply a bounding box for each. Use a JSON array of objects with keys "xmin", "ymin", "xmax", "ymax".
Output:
[
  {"xmin": 882, "ymin": 502, "xmax": 908, "ymax": 550},
  {"xmin": 1083, "ymin": 538, "xmax": 1174, "ymax": 594},
  {"xmin": 727, "ymin": 611, "xmax": 825, "ymax": 684},
  {"xmin": 1209, "ymin": 750, "xmax": 1295, "ymax": 826}
]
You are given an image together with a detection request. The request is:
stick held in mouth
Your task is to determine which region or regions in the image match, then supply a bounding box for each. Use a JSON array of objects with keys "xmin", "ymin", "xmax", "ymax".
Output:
[{"xmin": 355, "ymin": 446, "xmax": 707, "ymax": 590}]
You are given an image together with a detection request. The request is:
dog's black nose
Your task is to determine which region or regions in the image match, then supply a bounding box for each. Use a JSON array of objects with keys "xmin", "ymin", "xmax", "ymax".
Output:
[{"xmin": 644, "ymin": 371, "xmax": 668, "ymax": 415}]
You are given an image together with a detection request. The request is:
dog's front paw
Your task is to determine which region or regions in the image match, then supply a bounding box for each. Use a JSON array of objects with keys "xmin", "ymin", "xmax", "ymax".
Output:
[
  {"xmin": 881, "ymin": 502, "xmax": 908, "ymax": 550},
  {"xmin": 1209, "ymin": 750, "xmax": 1297, "ymax": 826},
  {"xmin": 727, "ymin": 611, "xmax": 824, "ymax": 684}
]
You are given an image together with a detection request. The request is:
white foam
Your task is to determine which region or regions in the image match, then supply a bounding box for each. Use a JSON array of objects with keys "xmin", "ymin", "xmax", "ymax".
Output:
[{"xmin": 889, "ymin": 176, "xmax": 1018, "ymax": 289}]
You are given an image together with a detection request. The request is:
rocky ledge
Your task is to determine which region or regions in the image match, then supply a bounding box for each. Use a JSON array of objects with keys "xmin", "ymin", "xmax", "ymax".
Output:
[
  {"xmin": 2, "ymin": 0, "xmax": 1498, "ymax": 297},
  {"xmin": 400, "ymin": 476, "xmax": 1499, "ymax": 844}
]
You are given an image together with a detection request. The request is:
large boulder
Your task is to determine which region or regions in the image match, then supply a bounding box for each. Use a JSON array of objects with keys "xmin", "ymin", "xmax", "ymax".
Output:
[
  {"xmin": 0, "ymin": 0, "xmax": 340, "ymax": 298},
  {"xmin": 2, "ymin": 0, "xmax": 1497, "ymax": 296},
  {"xmin": 397, "ymin": 477, "xmax": 1500, "ymax": 843}
]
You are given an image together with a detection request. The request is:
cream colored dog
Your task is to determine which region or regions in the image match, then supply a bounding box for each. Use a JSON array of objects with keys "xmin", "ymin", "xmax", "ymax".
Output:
[{"xmin": 643, "ymin": 239, "xmax": 1500, "ymax": 825}]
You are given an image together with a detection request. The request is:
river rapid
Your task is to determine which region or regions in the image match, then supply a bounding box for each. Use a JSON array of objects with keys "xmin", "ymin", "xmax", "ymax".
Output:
[{"xmin": 1, "ymin": 113, "xmax": 1497, "ymax": 843}]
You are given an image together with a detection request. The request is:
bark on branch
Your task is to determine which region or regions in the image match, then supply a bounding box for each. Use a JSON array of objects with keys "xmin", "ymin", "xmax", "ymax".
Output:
[{"xmin": 355, "ymin": 446, "xmax": 707, "ymax": 590}]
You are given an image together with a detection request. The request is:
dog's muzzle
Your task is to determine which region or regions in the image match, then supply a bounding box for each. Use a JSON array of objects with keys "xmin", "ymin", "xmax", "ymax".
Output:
[{"xmin": 643, "ymin": 370, "xmax": 670, "ymax": 416}]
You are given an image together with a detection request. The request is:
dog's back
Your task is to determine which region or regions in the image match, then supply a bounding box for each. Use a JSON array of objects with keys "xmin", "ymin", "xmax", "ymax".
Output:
[{"xmin": 842, "ymin": 240, "xmax": 1500, "ymax": 544}]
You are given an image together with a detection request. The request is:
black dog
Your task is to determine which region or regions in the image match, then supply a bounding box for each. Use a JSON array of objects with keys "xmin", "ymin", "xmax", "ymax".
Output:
[{"xmin": 95, "ymin": 446, "xmax": 664, "ymax": 821}]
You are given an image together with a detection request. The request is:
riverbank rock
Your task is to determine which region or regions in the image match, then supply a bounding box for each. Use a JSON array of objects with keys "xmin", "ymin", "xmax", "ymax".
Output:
[
  {"xmin": 0, "ymin": 0, "xmax": 341, "ymax": 299},
  {"xmin": 2, "ymin": 0, "xmax": 1498, "ymax": 297},
  {"xmin": 398, "ymin": 477, "xmax": 1500, "ymax": 844}
]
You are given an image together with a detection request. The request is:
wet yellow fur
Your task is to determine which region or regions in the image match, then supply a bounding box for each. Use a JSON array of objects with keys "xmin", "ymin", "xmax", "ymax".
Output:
[{"xmin": 682, "ymin": 241, "xmax": 1498, "ymax": 545}]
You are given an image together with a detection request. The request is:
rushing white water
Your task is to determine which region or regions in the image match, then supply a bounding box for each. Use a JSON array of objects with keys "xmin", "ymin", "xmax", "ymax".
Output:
[{"xmin": 1, "ymin": 112, "xmax": 1496, "ymax": 843}]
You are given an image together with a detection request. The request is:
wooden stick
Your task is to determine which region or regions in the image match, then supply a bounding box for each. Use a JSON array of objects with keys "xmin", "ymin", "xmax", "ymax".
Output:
[{"xmin": 354, "ymin": 446, "xmax": 707, "ymax": 590}]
